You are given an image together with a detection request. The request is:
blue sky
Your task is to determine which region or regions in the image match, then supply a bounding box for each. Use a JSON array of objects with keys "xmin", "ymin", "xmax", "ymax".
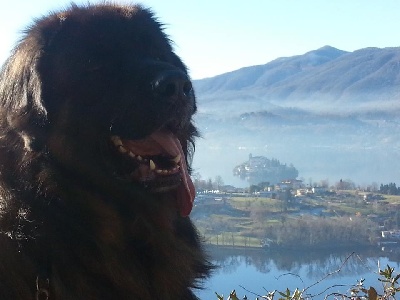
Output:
[{"xmin": 0, "ymin": 0, "xmax": 399, "ymax": 79}]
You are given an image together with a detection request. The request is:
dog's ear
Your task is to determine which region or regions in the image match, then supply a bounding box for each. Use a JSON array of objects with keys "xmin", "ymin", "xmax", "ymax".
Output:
[
  {"xmin": 0, "ymin": 38, "xmax": 47, "ymax": 123},
  {"xmin": 0, "ymin": 37, "xmax": 47, "ymax": 152},
  {"xmin": 0, "ymin": 37, "xmax": 49, "ymax": 151}
]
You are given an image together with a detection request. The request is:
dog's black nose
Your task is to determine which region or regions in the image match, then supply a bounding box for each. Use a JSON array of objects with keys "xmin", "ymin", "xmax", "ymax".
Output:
[{"xmin": 152, "ymin": 70, "xmax": 193, "ymax": 101}]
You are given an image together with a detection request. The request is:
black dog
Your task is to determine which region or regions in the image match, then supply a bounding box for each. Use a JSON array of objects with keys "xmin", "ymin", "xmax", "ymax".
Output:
[{"xmin": 0, "ymin": 3, "xmax": 211, "ymax": 299}]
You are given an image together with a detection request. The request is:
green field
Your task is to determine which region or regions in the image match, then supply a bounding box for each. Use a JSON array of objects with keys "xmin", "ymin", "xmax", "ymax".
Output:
[{"xmin": 193, "ymin": 192, "xmax": 396, "ymax": 249}]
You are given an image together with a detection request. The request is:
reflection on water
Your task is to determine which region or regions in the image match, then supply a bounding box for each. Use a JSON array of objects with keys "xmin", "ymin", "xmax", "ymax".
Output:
[{"xmin": 196, "ymin": 246, "xmax": 400, "ymax": 299}]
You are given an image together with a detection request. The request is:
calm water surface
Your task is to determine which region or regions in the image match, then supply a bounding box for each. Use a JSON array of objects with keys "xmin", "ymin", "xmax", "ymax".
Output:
[{"xmin": 196, "ymin": 246, "xmax": 400, "ymax": 300}]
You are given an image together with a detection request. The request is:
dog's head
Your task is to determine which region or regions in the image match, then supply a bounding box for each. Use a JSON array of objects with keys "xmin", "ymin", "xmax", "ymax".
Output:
[{"xmin": 0, "ymin": 4, "xmax": 197, "ymax": 216}]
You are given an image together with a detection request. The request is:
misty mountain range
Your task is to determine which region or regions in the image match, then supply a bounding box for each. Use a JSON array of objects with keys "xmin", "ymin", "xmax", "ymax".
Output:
[
  {"xmin": 194, "ymin": 45, "xmax": 400, "ymax": 111},
  {"xmin": 191, "ymin": 46, "xmax": 400, "ymax": 188}
]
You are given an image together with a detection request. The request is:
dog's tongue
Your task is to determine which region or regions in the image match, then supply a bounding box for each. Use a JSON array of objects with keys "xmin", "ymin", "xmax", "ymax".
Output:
[
  {"xmin": 150, "ymin": 131, "xmax": 195, "ymax": 216},
  {"xmin": 124, "ymin": 130, "xmax": 195, "ymax": 216}
]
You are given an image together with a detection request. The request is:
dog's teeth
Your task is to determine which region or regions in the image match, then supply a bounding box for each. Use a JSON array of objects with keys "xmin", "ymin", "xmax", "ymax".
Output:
[
  {"xmin": 118, "ymin": 145, "xmax": 127, "ymax": 153},
  {"xmin": 155, "ymin": 169, "xmax": 169, "ymax": 174},
  {"xmin": 128, "ymin": 152, "xmax": 136, "ymax": 158},
  {"xmin": 149, "ymin": 160, "xmax": 156, "ymax": 171},
  {"xmin": 137, "ymin": 155, "xmax": 143, "ymax": 161},
  {"xmin": 172, "ymin": 154, "xmax": 181, "ymax": 164},
  {"xmin": 111, "ymin": 136, "xmax": 123, "ymax": 147}
]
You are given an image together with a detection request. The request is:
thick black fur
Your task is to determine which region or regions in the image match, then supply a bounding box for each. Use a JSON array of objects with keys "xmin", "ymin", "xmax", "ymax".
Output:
[{"xmin": 0, "ymin": 3, "xmax": 211, "ymax": 299}]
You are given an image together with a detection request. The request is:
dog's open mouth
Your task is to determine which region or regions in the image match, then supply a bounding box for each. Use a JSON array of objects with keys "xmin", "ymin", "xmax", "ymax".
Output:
[{"xmin": 110, "ymin": 130, "xmax": 195, "ymax": 216}]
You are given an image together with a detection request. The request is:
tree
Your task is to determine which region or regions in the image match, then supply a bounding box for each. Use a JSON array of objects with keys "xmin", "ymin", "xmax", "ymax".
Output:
[
  {"xmin": 369, "ymin": 182, "xmax": 378, "ymax": 192},
  {"xmin": 257, "ymin": 181, "xmax": 270, "ymax": 190},
  {"xmin": 279, "ymin": 189, "xmax": 292, "ymax": 212},
  {"xmin": 380, "ymin": 182, "xmax": 400, "ymax": 195},
  {"xmin": 395, "ymin": 210, "xmax": 400, "ymax": 229},
  {"xmin": 206, "ymin": 178, "xmax": 213, "ymax": 190},
  {"xmin": 214, "ymin": 175, "xmax": 224, "ymax": 190},
  {"xmin": 319, "ymin": 179, "xmax": 329, "ymax": 188},
  {"xmin": 336, "ymin": 179, "xmax": 355, "ymax": 190},
  {"xmin": 249, "ymin": 184, "xmax": 261, "ymax": 194},
  {"xmin": 389, "ymin": 183, "xmax": 398, "ymax": 195}
]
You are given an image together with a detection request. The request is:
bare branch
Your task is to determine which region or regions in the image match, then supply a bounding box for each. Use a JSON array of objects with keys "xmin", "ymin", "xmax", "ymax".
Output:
[{"xmin": 303, "ymin": 252, "xmax": 356, "ymax": 294}]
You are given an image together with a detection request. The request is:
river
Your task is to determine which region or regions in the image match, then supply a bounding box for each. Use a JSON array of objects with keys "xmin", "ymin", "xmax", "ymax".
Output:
[{"xmin": 195, "ymin": 245, "xmax": 400, "ymax": 299}]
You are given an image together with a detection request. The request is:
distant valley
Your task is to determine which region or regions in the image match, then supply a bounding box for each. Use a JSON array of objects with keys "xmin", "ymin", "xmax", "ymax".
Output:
[{"xmin": 191, "ymin": 46, "xmax": 400, "ymax": 187}]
